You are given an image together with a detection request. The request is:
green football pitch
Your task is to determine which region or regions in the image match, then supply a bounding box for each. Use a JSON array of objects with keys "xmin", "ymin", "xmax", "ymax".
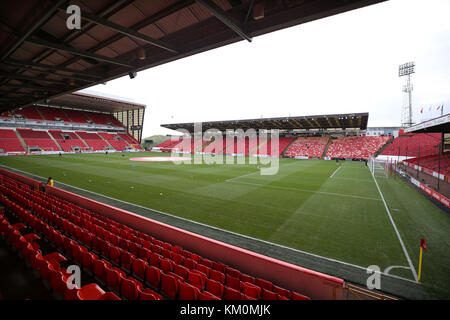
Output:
[{"xmin": 1, "ymin": 152, "xmax": 449, "ymax": 299}]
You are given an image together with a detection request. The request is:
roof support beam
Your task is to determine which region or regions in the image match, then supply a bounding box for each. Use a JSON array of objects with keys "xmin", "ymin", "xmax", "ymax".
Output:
[
  {"xmin": 195, "ymin": 0, "xmax": 252, "ymax": 42},
  {"xmin": 0, "ymin": 83, "xmax": 58, "ymax": 92},
  {"xmin": 4, "ymin": 59, "xmax": 104, "ymax": 79},
  {"xmin": 25, "ymin": 38, "xmax": 136, "ymax": 68},
  {"xmin": 0, "ymin": 0, "xmax": 67, "ymax": 61},
  {"xmin": 61, "ymin": 8, "xmax": 179, "ymax": 54},
  {"xmin": 0, "ymin": 71, "xmax": 70, "ymax": 85}
]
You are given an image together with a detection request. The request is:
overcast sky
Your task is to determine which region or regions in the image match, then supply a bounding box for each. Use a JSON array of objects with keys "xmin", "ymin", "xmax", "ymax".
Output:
[{"xmin": 86, "ymin": 0, "xmax": 450, "ymax": 138}]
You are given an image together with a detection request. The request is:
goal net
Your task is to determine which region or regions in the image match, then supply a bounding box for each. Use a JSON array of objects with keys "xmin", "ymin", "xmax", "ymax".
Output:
[{"xmin": 369, "ymin": 157, "xmax": 388, "ymax": 179}]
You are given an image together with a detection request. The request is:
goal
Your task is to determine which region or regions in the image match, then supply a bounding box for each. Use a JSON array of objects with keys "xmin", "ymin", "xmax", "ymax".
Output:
[{"xmin": 369, "ymin": 157, "xmax": 388, "ymax": 179}]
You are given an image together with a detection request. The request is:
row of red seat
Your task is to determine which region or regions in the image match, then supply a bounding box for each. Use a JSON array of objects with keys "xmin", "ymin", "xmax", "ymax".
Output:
[
  {"xmin": 0, "ymin": 173, "xmax": 309, "ymax": 300},
  {"xmin": 381, "ymin": 133, "xmax": 441, "ymax": 157},
  {"xmin": 285, "ymin": 137, "xmax": 329, "ymax": 158},
  {"xmin": 326, "ymin": 136, "xmax": 390, "ymax": 159},
  {"xmin": 0, "ymin": 198, "xmax": 119, "ymax": 300},
  {"xmin": 0, "ymin": 106, "xmax": 123, "ymax": 127}
]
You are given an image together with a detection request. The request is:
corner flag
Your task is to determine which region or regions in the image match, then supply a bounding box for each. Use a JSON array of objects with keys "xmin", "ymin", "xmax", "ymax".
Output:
[{"xmin": 418, "ymin": 238, "xmax": 428, "ymax": 283}]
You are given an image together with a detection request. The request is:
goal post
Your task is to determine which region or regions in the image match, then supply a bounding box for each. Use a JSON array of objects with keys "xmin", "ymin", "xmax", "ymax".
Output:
[{"xmin": 369, "ymin": 157, "xmax": 388, "ymax": 179}]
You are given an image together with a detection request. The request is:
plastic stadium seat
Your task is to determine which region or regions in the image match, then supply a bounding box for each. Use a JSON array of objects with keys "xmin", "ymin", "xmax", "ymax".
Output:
[
  {"xmin": 240, "ymin": 274, "xmax": 255, "ymax": 284},
  {"xmin": 201, "ymin": 258, "xmax": 213, "ymax": 268},
  {"xmin": 106, "ymin": 267, "xmax": 126, "ymax": 293},
  {"xmin": 187, "ymin": 270, "xmax": 205, "ymax": 291},
  {"xmin": 199, "ymin": 291, "xmax": 221, "ymax": 300},
  {"xmin": 149, "ymin": 252, "xmax": 162, "ymax": 268},
  {"xmin": 77, "ymin": 283, "xmax": 105, "ymax": 300},
  {"xmin": 145, "ymin": 265, "xmax": 161, "ymax": 289},
  {"xmin": 224, "ymin": 286, "xmax": 242, "ymax": 300},
  {"xmin": 226, "ymin": 267, "xmax": 241, "ymax": 279},
  {"xmin": 255, "ymin": 278, "xmax": 273, "ymax": 291},
  {"xmin": 121, "ymin": 277, "xmax": 141, "ymax": 300},
  {"xmin": 226, "ymin": 275, "xmax": 241, "ymax": 290},
  {"xmin": 240, "ymin": 282, "xmax": 261, "ymax": 299},
  {"xmin": 109, "ymin": 246, "xmax": 121, "ymax": 265},
  {"xmin": 178, "ymin": 282, "xmax": 200, "ymax": 300},
  {"xmin": 128, "ymin": 242, "xmax": 140, "ymax": 256},
  {"xmin": 98, "ymin": 292, "xmax": 121, "ymax": 300},
  {"xmin": 210, "ymin": 269, "xmax": 225, "ymax": 283},
  {"xmin": 205, "ymin": 279, "xmax": 223, "ymax": 299},
  {"xmin": 272, "ymin": 285, "xmax": 291, "ymax": 299},
  {"xmin": 138, "ymin": 288, "xmax": 157, "ymax": 300},
  {"xmin": 138, "ymin": 247, "xmax": 151, "ymax": 260},
  {"xmin": 212, "ymin": 262, "xmax": 226, "ymax": 274},
  {"xmin": 82, "ymin": 251, "xmax": 98, "ymax": 272},
  {"xmin": 94, "ymin": 259, "xmax": 110, "ymax": 284},
  {"xmin": 161, "ymin": 273, "xmax": 179, "ymax": 299},
  {"xmin": 120, "ymin": 250, "xmax": 135, "ymax": 271},
  {"xmin": 183, "ymin": 258, "xmax": 197, "ymax": 270},
  {"xmin": 196, "ymin": 264, "xmax": 210, "ymax": 277},
  {"xmin": 159, "ymin": 258, "xmax": 174, "ymax": 274},
  {"xmin": 262, "ymin": 289, "xmax": 281, "ymax": 300},
  {"xmin": 292, "ymin": 291, "xmax": 311, "ymax": 300},
  {"xmin": 132, "ymin": 258, "xmax": 147, "ymax": 281},
  {"xmin": 172, "ymin": 253, "xmax": 184, "ymax": 265},
  {"xmin": 173, "ymin": 264, "xmax": 189, "ymax": 280}
]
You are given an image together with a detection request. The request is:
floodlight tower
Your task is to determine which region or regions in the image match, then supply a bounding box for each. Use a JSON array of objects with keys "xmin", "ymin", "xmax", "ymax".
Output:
[{"xmin": 399, "ymin": 62, "xmax": 415, "ymax": 127}]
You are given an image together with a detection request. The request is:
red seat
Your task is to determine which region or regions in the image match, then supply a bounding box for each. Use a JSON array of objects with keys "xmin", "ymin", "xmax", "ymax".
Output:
[
  {"xmin": 210, "ymin": 269, "xmax": 225, "ymax": 283},
  {"xmin": 292, "ymin": 291, "xmax": 311, "ymax": 300},
  {"xmin": 109, "ymin": 246, "xmax": 121, "ymax": 265},
  {"xmin": 159, "ymin": 258, "xmax": 174, "ymax": 274},
  {"xmin": 199, "ymin": 291, "xmax": 221, "ymax": 300},
  {"xmin": 183, "ymin": 258, "xmax": 197, "ymax": 270},
  {"xmin": 132, "ymin": 258, "xmax": 147, "ymax": 281},
  {"xmin": 255, "ymin": 278, "xmax": 273, "ymax": 291},
  {"xmin": 240, "ymin": 281, "xmax": 261, "ymax": 299},
  {"xmin": 224, "ymin": 286, "xmax": 242, "ymax": 300},
  {"xmin": 82, "ymin": 251, "xmax": 98, "ymax": 271},
  {"xmin": 226, "ymin": 275, "xmax": 241, "ymax": 290},
  {"xmin": 77, "ymin": 283, "xmax": 105, "ymax": 300},
  {"xmin": 240, "ymin": 274, "xmax": 255, "ymax": 284},
  {"xmin": 262, "ymin": 288, "xmax": 281, "ymax": 300},
  {"xmin": 201, "ymin": 258, "xmax": 213, "ymax": 268},
  {"xmin": 187, "ymin": 270, "xmax": 205, "ymax": 291},
  {"xmin": 226, "ymin": 267, "xmax": 241, "ymax": 279},
  {"xmin": 212, "ymin": 262, "xmax": 226, "ymax": 273},
  {"xmin": 120, "ymin": 251, "xmax": 135, "ymax": 271},
  {"xmin": 173, "ymin": 264, "xmax": 188, "ymax": 280},
  {"xmin": 145, "ymin": 265, "xmax": 161, "ymax": 289},
  {"xmin": 172, "ymin": 253, "xmax": 184, "ymax": 265},
  {"xmin": 138, "ymin": 287, "xmax": 163, "ymax": 300},
  {"xmin": 273, "ymin": 285, "xmax": 291, "ymax": 299},
  {"xmin": 205, "ymin": 279, "xmax": 223, "ymax": 299},
  {"xmin": 160, "ymin": 273, "xmax": 179, "ymax": 299},
  {"xmin": 149, "ymin": 252, "xmax": 162, "ymax": 268},
  {"xmin": 121, "ymin": 277, "xmax": 141, "ymax": 300},
  {"xmin": 178, "ymin": 282, "xmax": 199, "ymax": 300},
  {"xmin": 106, "ymin": 267, "xmax": 125, "ymax": 293},
  {"xmin": 138, "ymin": 247, "xmax": 151, "ymax": 260},
  {"xmin": 98, "ymin": 292, "xmax": 121, "ymax": 300},
  {"xmin": 94, "ymin": 259, "xmax": 110, "ymax": 284},
  {"xmin": 196, "ymin": 264, "xmax": 210, "ymax": 277}
]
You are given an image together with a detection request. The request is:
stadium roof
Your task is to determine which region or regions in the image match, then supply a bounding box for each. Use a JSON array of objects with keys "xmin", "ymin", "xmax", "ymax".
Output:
[
  {"xmin": 36, "ymin": 91, "xmax": 146, "ymax": 113},
  {"xmin": 0, "ymin": 0, "xmax": 386, "ymax": 114},
  {"xmin": 161, "ymin": 112, "xmax": 369, "ymax": 133},
  {"xmin": 404, "ymin": 114, "xmax": 450, "ymax": 134}
]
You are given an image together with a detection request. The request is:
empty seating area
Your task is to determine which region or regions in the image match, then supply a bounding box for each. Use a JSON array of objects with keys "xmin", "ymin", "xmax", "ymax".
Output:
[
  {"xmin": 11, "ymin": 106, "xmax": 44, "ymax": 121},
  {"xmin": 406, "ymin": 153, "xmax": 450, "ymax": 176},
  {"xmin": 381, "ymin": 133, "xmax": 441, "ymax": 158},
  {"xmin": 156, "ymin": 139, "xmax": 182, "ymax": 149},
  {"xmin": 39, "ymin": 107, "xmax": 71, "ymax": 122},
  {"xmin": 0, "ymin": 172, "xmax": 309, "ymax": 300},
  {"xmin": 0, "ymin": 129, "xmax": 25, "ymax": 153},
  {"xmin": 17, "ymin": 129, "xmax": 60, "ymax": 152},
  {"xmin": 98, "ymin": 133, "xmax": 130, "ymax": 151},
  {"xmin": 285, "ymin": 137, "xmax": 329, "ymax": 158},
  {"xmin": 326, "ymin": 136, "xmax": 389, "ymax": 159},
  {"xmin": 75, "ymin": 132, "xmax": 110, "ymax": 151}
]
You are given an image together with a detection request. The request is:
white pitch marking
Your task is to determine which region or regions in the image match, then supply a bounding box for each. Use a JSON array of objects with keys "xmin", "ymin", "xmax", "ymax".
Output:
[
  {"xmin": 330, "ymin": 165, "xmax": 342, "ymax": 179},
  {"xmin": 384, "ymin": 265, "xmax": 412, "ymax": 275},
  {"xmin": 370, "ymin": 166, "xmax": 418, "ymax": 282}
]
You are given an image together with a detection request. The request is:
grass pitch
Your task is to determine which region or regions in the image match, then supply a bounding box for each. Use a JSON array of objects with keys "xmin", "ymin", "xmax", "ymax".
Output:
[{"xmin": 1, "ymin": 152, "xmax": 449, "ymax": 299}]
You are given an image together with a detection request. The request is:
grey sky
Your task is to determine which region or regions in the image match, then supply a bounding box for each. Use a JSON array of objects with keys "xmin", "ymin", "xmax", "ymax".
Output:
[{"xmin": 87, "ymin": 0, "xmax": 450, "ymax": 137}]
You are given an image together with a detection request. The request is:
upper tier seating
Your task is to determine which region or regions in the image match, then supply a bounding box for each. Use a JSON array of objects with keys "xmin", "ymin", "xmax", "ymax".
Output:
[
  {"xmin": 0, "ymin": 129, "xmax": 25, "ymax": 153},
  {"xmin": 11, "ymin": 106, "xmax": 43, "ymax": 121},
  {"xmin": 39, "ymin": 107, "xmax": 71, "ymax": 122},
  {"xmin": 326, "ymin": 136, "xmax": 390, "ymax": 159},
  {"xmin": 63, "ymin": 109, "xmax": 92, "ymax": 124},
  {"xmin": 285, "ymin": 137, "xmax": 329, "ymax": 158},
  {"xmin": 0, "ymin": 172, "xmax": 309, "ymax": 300},
  {"xmin": 380, "ymin": 133, "xmax": 441, "ymax": 158}
]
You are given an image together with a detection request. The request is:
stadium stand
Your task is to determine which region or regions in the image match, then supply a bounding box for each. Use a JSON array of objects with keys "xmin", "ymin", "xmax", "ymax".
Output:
[
  {"xmin": 98, "ymin": 133, "xmax": 131, "ymax": 151},
  {"xmin": 16, "ymin": 129, "xmax": 60, "ymax": 152},
  {"xmin": 285, "ymin": 137, "xmax": 329, "ymax": 158},
  {"xmin": 75, "ymin": 132, "xmax": 111, "ymax": 151},
  {"xmin": 326, "ymin": 136, "xmax": 390, "ymax": 159},
  {"xmin": 63, "ymin": 109, "xmax": 92, "ymax": 124},
  {"xmin": 0, "ymin": 129, "xmax": 25, "ymax": 153},
  {"xmin": 11, "ymin": 106, "xmax": 44, "ymax": 121},
  {"xmin": 0, "ymin": 171, "xmax": 310, "ymax": 300},
  {"xmin": 404, "ymin": 153, "xmax": 450, "ymax": 176},
  {"xmin": 380, "ymin": 133, "xmax": 441, "ymax": 157},
  {"xmin": 38, "ymin": 107, "xmax": 72, "ymax": 123}
]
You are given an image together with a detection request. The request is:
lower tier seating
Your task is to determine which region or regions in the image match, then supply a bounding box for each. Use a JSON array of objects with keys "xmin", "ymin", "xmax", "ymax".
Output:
[
  {"xmin": 285, "ymin": 137, "xmax": 329, "ymax": 158},
  {"xmin": 326, "ymin": 136, "xmax": 390, "ymax": 159},
  {"xmin": 0, "ymin": 172, "xmax": 310, "ymax": 300}
]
